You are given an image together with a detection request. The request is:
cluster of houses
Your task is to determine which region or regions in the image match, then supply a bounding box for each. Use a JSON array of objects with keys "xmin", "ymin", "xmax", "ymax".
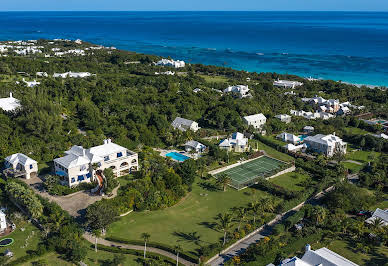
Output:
[
  {"xmin": 155, "ymin": 58, "xmax": 186, "ymax": 68},
  {"xmin": 273, "ymin": 79, "xmax": 304, "ymax": 89},
  {"xmin": 53, "ymin": 72, "xmax": 93, "ymax": 78},
  {"xmin": 223, "ymin": 85, "xmax": 252, "ymax": 98}
]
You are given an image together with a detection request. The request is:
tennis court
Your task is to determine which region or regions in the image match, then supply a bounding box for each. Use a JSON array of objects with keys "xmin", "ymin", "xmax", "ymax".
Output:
[{"xmin": 215, "ymin": 156, "xmax": 287, "ymax": 189}]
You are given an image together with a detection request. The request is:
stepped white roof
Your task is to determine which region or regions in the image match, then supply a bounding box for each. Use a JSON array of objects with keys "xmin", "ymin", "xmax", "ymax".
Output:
[
  {"xmin": 244, "ymin": 113, "xmax": 266, "ymax": 122},
  {"xmin": 0, "ymin": 93, "xmax": 21, "ymax": 112},
  {"xmin": 366, "ymin": 208, "xmax": 388, "ymax": 226},
  {"xmin": 5, "ymin": 153, "xmax": 37, "ymax": 166}
]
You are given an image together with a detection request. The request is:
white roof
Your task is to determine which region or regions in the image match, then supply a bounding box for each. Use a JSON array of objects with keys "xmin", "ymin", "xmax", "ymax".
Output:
[
  {"xmin": 301, "ymin": 247, "xmax": 358, "ymax": 266},
  {"xmin": 0, "ymin": 93, "xmax": 21, "ymax": 112},
  {"xmin": 303, "ymin": 126, "xmax": 314, "ymax": 130},
  {"xmin": 219, "ymin": 132, "xmax": 248, "ymax": 147},
  {"xmin": 5, "ymin": 153, "xmax": 37, "ymax": 166},
  {"xmin": 244, "ymin": 113, "xmax": 266, "ymax": 122},
  {"xmin": 305, "ymin": 134, "xmax": 346, "ymax": 146},
  {"xmin": 277, "ymin": 132, "xmax": 300, "ymax": 143},
  {"xmin": 171, "ymin": 117, "xmax": 196, "ymax": 130},
  {"xmin": 371, "ymin": 133, "xmax": 388, "ymax": 140},
  {"xmin": 366, "ymin": 208, "xmax": 388, "ymax": 226},
  {"xmin": 54, "ymin": 153, "xmax": 90, "ymax": 168},
  {"xmin": 184, "ymin": 140, "xmax": 205, "ymax": 149}
]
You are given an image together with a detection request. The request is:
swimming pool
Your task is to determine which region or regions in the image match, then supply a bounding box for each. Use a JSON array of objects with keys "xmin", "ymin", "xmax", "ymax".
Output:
[
  {"xmin": 166, "ymin": 152, "xmax": 190, "ymax": 162},
  {"xmin": 299, "ymin": 135, "xmax": 309, "ymax": 142}
]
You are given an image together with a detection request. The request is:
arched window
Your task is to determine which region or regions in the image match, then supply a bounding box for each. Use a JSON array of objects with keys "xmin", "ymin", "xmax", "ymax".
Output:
[
  {"xmin": 109, "ymin": 165, "xmax": 116, "ymax": 170},
  {"xmin": 131, "ymin": 159, "xmax": 137, "ymax": 164},
  {"xmin": 120, "ymin": 162, "xmax": 129, "ymax": 168}
]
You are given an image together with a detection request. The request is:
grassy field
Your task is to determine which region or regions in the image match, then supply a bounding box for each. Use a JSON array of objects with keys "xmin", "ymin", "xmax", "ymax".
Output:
[
  {"xmin": 199, "ymin": 74, "xmax": 229, "ymax": 83},
  {"xmin": 343, "ymin": 127, "xmax": 369, "ymax": 135},
  {"xmin": 0, "ymin": 223, "xmax": 41, "ymax": 262},
  {"xmin": 252, "ymin": 140, "xmax": 294, "ymax": 162},
  {"xmin": 342, "ymin": 161, "xmax": 364, "ymax": 173},
  {"xmin": 346, "ymin": 149, "xmax": 380, "ymax": 164},
  {"xmin": 106, "ymin": 179, "xmax": 275, "ymax": 255},
  {"xmin": 269, "ymin": 171, "xmax": 309, "ymax": 192},
  {"xmin": 312, "ymin": 239, "xmax": 388, "ymax": 266}
]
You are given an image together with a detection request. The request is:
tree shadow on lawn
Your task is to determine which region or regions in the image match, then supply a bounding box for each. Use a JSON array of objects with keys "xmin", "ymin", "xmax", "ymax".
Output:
[
  {"xmin": 198, "ymin": 221, "xmax": 217, "ymax": 230},
  {"xmin": 198, "ymin": 181, "xmax": 219, "ymax": 192}
]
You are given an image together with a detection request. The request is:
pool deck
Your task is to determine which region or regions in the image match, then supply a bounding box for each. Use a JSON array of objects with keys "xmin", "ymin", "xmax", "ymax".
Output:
[{"xmin": 154, "ymin": 148, "xmax": 198, "ymax": 162}]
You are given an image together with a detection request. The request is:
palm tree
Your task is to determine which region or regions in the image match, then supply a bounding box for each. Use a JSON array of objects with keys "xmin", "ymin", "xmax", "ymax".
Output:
[
  {"xmin": 312, "ymin": 206, "xmax": 327, "ymax": 226},
  {"xmin": 370, "ymin": 217, "xmax": 384, "ymax": 232},
  {"xmin": 174, "ymin": 244, "xmax": 182, "ymax": 266},
  {"xmin": 262, "ymin": 197, "xmax": 275, "ymax": 213},
  {"xmin": 141, "ymin": 232, "xmax": 151, "ymax": 259},
  {"xmin": 234, "ymin": 207, "xmax": 247, "ymax": 231},
  {"xmin": 249, "ymin": 200, "xmax": 263, "ymax": 225},
  {"xmin": 215, "ymin": 213, "xmax": 234, "ymax": 246},
  {"xmin": 216, "ymin": 174, "xmax": 231, "ymax": 192},
  {"xmin": 92, "ymin": 229, "xmax": 101, "ymax": 253}
]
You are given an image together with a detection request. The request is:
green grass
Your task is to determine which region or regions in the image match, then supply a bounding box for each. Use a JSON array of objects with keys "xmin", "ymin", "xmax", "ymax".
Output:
[
  {"xmin": 341, "ymin": 162, "xmax": 364, "ymax": 173},
  {"xmin": 118, "ymin": 175, "xmax": 136, "ymax": 187},
  {"xmin": 343, "ymin": 127, "xmax": 369, "ymax": 135},
  {"xmin": 106, "ymin": 179, "xmax": 275, "ymax": 254},
  {"xmin": 198, "ymin": 74, "xmax": 229, "ymax": 83},
  {"xmin": 0, "ymin": 223, "xmax": 41, "ymax": 262},
  {"xmin": 251, "ymin": 140, "xmax": 294, "ymax": 162},
  {"xmin": 346, "ymin": 150, "xmax": 380, "ymax": 164},
  {"xmin": 269, "ymin": 171, "xmax": 309, "ymax": 192},
  {"xmin": 312, "ymin": 239, "xmax": 388, "ymax": 266},
  {"xmin": 261, "ymin": 135, "xmax": 288, "ymax": 147}
]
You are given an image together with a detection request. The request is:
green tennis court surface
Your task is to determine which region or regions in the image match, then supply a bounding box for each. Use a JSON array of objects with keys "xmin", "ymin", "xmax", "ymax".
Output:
[{"xmin": 215, "ymin": 156, "xmax": 286, "ymax": 189}]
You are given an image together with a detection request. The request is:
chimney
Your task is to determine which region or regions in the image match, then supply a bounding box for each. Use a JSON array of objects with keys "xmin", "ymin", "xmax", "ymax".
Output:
[
  {"xmin": 103, "ymin": 139, "xmax": 108, "ymax": 145},
  {"xmin": 108, "ymin": 138, "xmax": 111, "ymax": 144},
  {"xmin": 305, "ymin": 244, "xmax": 311, "ymax": 252},
  {"xmin": 9, "ymin": 92, "xmax": 13, "ymax": 98},
  {"xmin": 333, "ymin": 132, "xmax": 336, "ymax": 136}
]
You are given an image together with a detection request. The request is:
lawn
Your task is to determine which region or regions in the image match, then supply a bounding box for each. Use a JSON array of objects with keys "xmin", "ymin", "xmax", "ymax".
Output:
[
  {"xmin": 106, "ymin": 179, "xmax": 275, "ymax": 255},
  {"xmin": 251, "ymin": 140, "xmax": 294, "ymax": 162},
  {"xmin": 342, "ymin": 162, "xmax": 364, "ymax": 173},
  {"xmin": 0, "ymin": 222, "xmax": 41, "ymax": 262},
  {"xmin": 269, "ymin": 171, "xmax": 309, "ymax": 192},
  {"xmin": 343, "ymin": 127, "xmax": 369, "ymax": 135},
  {"xmin": 198, "ymin": 74, "xmax": 229, "ymax": 83},
  {"xmin": 312, "ymin": 239, "xmax": 388, "ymax": 266},
  {"xmin": 346, "ymin": 150, "xmax": 380, "ymax": 164}
]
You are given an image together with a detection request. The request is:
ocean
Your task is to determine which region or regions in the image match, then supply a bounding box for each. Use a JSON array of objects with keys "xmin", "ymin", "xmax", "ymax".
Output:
[{"xmin": 1, "ymin": 11, "xmax": 388, "ymax": 86}]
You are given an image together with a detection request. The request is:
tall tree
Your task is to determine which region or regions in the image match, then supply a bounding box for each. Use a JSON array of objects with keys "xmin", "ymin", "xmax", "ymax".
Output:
[
  {"xmin": 141, "ymin": 232, "xmax": 151, "ymax": 259},
  {"xmin": 215, "ymin": 213, "xmax": 234, "ymax": 246}
]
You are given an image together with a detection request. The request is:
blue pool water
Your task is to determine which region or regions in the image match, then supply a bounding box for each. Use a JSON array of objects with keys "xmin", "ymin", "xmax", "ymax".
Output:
[
  {"xmin": 166, "ymin": 152, "xmax": 190, "ymax": 162},
  {"xmin": 1, "ymin": 11, "xmax": 388, "ymax": 86},
  {"xmin": 299, "ymin": 135, "xmax": 309, "ymax": 142}
]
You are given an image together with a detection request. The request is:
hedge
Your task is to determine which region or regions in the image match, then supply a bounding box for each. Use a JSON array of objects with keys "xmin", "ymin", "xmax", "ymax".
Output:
[
  {"xmin": 96, "ymin": 244, "xmax": 183, "ymax": 266},
  {"xmin": 105, "ymin": 236, "xmax": 198, "ymax": 263}
]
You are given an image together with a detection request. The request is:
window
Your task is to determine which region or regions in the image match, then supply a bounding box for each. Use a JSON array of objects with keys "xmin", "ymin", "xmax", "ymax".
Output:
[
  {"xmin": 80, "ymin": 165, "xmax": 87, "ymax": 171},
  {"xmin": 86, "ymin": 173, "xmax": 91, "ymax": 179},
  {"xmin": 117, "ymin": 152, "xmax": 123, "ymax": 158},
  {"xmin": 77, "ymin": 175, "xmax": 85, "ymax": 181},
  {"xmin": 104, "ymin": 156, "xmax": 110, "ymax": 161},
  {"xmin": 71, "ymin": 177, "xmax": 75, "ymax": 183},
  {"xmin": 30, "ymin": 164, "xmax": 33, "ymax": 169}
]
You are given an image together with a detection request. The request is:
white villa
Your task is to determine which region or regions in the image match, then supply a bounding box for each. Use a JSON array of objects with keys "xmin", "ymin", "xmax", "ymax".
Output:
[
  {"xmin": 22, "ymin": 78, "xmax": 40, "ymax": 88},
  {"xmin": 277, "ymin": 132, "xmax": 300, "ymax": 144},
  {"xmin": 243, "ymin": 113, "xmax": 266, "ymax": 130},
  {"xmin": 4, "ymin": 153, "xmax": 38, "ymax": 179},
  {"xmin": 279, "ymin": 244, "xmax": 358, "ymax": 266},
  {"xmin": 0, "ymin": 93, "xmax": 21, "ymax": 112},
  {"xmin": 183, "ymin": 140, "xmax": 206, "ymax": 153},
  {"xmin": 366, "ymin": 208, "xmax": 388, "ymax": 227},
  {"xmin": 53, "ymin": 72, "xmax": 92, "ymax": 78},
  {"xmin": 304, "ymin": 133, "xmax": 347, "ymax": 157},
  {"xmin": 36, "ymin": 72, "xmax": 48, "ymax": 77},
  {"xmin": 224, "ymin": 85, "xmax": 252, "ymax": 98},
  {"xmin": 284, "ymin": 143, "xmax": 307, "ymax": 153},
  {"xmin": 219, "ymin": 132, "xmax": 249, "ymax": 152},
  {"xmin": 54, "ymin": 139, "xmax": 138, "ymax": 187},
  {"xmin": 371, "ymin": 133, "xmax": 388, "ymax": 140},
  {"xmin": 275, "ymin": 114, "xmax": 292, "ymax": 123},
  {"xmin": 273, "ymin": 79, "xmax": 303, "ymax": 89},
  {"xmin": 290, "ymin": 110, "xmax": 334, "ymax": 120},
  {"xmin": 156, "ymin": 59, "xmax": 185, "ymax": 68},
  {"xmin": 303, "ymin": 126, "xmax": 315, "ymax": 134},
  {"xmin": 171, "ymin": 117, "xmax": 200, "ymax": 132},
  {"xmin": 0, "ymin": 210, "xmax": 6, "ymax": 233}
]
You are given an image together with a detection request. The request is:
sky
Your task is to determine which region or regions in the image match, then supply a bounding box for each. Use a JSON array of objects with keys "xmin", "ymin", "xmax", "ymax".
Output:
[{"xmin": 1, "ymin": 0, "xmax": 388, "ymax": 11}]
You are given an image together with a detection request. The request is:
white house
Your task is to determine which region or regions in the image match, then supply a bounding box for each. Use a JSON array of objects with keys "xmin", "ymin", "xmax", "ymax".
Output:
[
  {"xmin": 243, "ymin": 113, "xmax": 266, "ymax": 129},
  {"xmin": 304, "ymin": 133, "xmax": 347, "ymax": 157},
  {"xmin": 371, "ymin": 133, "xmax": 388, "ymax": 140},
  {"xmin": 4, "ymin": 153, "xmax": 38, "ymax": 179},
  {"xmin": 36, "ymin": 72, "xmax": 48, "ymax": 77},
  {"xmin": 22, "ymin": 78, "xmax": 40, "ymax": 88},
  {"xmin": 0, "ymin": 210, "xmax": 7, "ymax": 232},
  {"xmin": 284, "ymin": 143, "xmax": 307, "ymax": 153},
  {"xmin": 224, "ymin": 85, "xmax": 252, "ymax": 98},
  {"xmin": 171, "ymin": 117, "xmax": 200, "ymax": 132},
  {"xmin": 273, "ymin": 79, "xmax": 303, "ymax": 89},
  {"xmin": 54, "ymin": 139, "xmax": 138, "ymax": 187},
  {"xmin": 365, "ymin": 208, "xmax": 388, "ymax": 227},
  {"xmin": 275, "ymin": 114, "xmax": 291, "ymax": 123},
  {"xmin": 219, "ymin": 132, "xmax": 249, "ymax": 152},
  {"xmin": 277, "ymin": 132, "xmax": 300, "ymax": 144},
  {"xmin": 183, "ymin": 140, "xmax": 206, "ymax": 153},
  {"xmin": 0, "ymin": 93, "xmax": 21, "ymax": 112},
  {"xmin": 303, "ymin": 126, "xmax": 314, "ymax": 134},
  {"xmin": 156, "ymin": 59, "xmax": 185, "ymax": 68},
  {"xmin": 280, "ymin": 244, "xmax": 358, "ymax": 266},
  {"xmin": 53, "ymin": 72, "xmax": 92, "ymax": 78}
]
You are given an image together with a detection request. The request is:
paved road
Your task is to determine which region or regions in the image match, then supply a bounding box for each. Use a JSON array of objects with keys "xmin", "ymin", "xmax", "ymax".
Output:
[
  {"xmin": 83, "ymin": 233, "xmax": 197, "ymax": 266},
  {"xmin": 207, "ymin": 186, "xmax": 334, "ymax": 266}
]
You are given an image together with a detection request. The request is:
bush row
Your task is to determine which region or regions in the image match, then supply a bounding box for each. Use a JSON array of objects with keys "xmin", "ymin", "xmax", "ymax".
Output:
[{"xmin": 105, "ymin": 236, "xmax": 198, "ymax": 263}]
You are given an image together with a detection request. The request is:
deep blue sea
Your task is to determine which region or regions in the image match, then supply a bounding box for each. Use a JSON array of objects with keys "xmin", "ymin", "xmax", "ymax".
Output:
[{"xmin": 1, "ymin": 11, "xmax": 388, "ymax": 86}]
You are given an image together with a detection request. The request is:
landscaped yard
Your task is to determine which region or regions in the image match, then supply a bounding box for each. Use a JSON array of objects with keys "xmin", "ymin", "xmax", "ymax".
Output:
[
  {"xmin": 269, "ymin": 171, "xmax": 309, "ymax": 192},
  {"xmin": 346, "ymin": 149, "xmax": 380, "ymax": 164},
  {"xmin": 252, "ymin": 140, "xmax": 294, "ymax": 162},
  {"xmin": 342, "ymin": 161, "xmax": 364, "ymax": 173},
  {"xmin": 343, "ymin": 127, "xmax": 369, "ymax": 135},
  {"xmin": 106, "ymin": 178, "xmax": 276, "ymax": 255},
  {"xmin": 199, "ymin": 74, "xmax": 229, "ymax": 83}
]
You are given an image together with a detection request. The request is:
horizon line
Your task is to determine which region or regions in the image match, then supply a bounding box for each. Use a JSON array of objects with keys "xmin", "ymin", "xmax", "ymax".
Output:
[{"xmin": 0, "ymin": 10, "xmax": 388, "ymax": 12}]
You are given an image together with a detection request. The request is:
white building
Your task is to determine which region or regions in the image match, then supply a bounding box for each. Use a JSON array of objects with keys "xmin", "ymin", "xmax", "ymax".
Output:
[
  {"xmin": 277, "ymin": 132, "xmax": 300, "ymax": 144},
  {"xmin": 219, "ymin": 132, "xmax": 249, "ymax": 152},
  {"xmin": 275, "ymin": 114, "xmax": 292, "ymax": 123},
  {"xmin": 171, "ymin": 117, "xmax": 200, "ymax": 132},
  {"xmin": 371, "ymin": 133, "xmax": 388, "ymax": 140},
  {"xmin": 4, "ymin": 153, "xmax": 38, "ymax": 179},
  {"xmin": 243, "ymin": 113, "xmax": 266, "ymax": 129},
  {"xmin": 0, "ymin": 93, "xmax": 21, "ymax": 112},
  {"xmin": 280, "ymin": 244, "xmax": 358, "ymax": 266},
  {"xmin": 36, "ymin": 72, "xmax": 48, "ymax": 77},
  {"xmin": 22, "ymin": 78, "xmax": 40, "ymax": 88},
  {"xmin": 273, "ymin": 79, "xmax": 303, "ymax": 89},
  {"xmin": 53, "ymin": 72, "xmax": 92, "ymax": 78},
  {"xmin": 54, "ymin": 139, "xmax": 138, "ymax": 187},
  {"xmin": 365, "ymin": 208, "xmax": 388, "ymax": 227},
  {"xmin": 0, "ymin": 210, "xmax": 6, "ymax": 232},
  {"xmin": 284, "ymin": 143, "xmax": 306, "ymax": 152},
  {"xmin": 304, "ymin": 133, "xmax": 347, "ymax": 157},
  {"xmin": 290, "ymin": 110, "xmax": 334, "ymax": 120},
  {"xmin": 303, "ymin": 126, "xmax": 314, "ymax": 134},
  {"xmin": 224, "ymin": 85, "xmax": 251, "ymax": 98},
  {"xmin": 183, "ymin": 140, "xmax": 206, "ymax": 153},
  {"xmin": 156, "ymin": 59, "xmax": 185, "ymax": 68}
]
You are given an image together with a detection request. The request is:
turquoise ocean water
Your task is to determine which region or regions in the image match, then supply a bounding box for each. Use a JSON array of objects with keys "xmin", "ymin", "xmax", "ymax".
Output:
[{"xmin": 0, "ymin": 11, "xmax": 387, "ymax": 86}]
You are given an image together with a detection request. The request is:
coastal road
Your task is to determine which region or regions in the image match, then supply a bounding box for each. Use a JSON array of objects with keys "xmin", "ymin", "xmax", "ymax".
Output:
[
  {"xmin": 206, "ymin": 186, "xmax": 334, "ymax": 266},
  {"xmin": 83, "ymin": 233, "xmax": 197, "ymax": 266}
]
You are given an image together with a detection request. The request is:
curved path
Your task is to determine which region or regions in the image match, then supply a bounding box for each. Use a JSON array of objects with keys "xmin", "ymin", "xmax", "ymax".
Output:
[
  {"xmin": 83, "ymin": 233, "xmax": 197, "ymax": 266},
  {"xmin": 206, "ymin": 186, "xmax": 334, "ymax": 265}
]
